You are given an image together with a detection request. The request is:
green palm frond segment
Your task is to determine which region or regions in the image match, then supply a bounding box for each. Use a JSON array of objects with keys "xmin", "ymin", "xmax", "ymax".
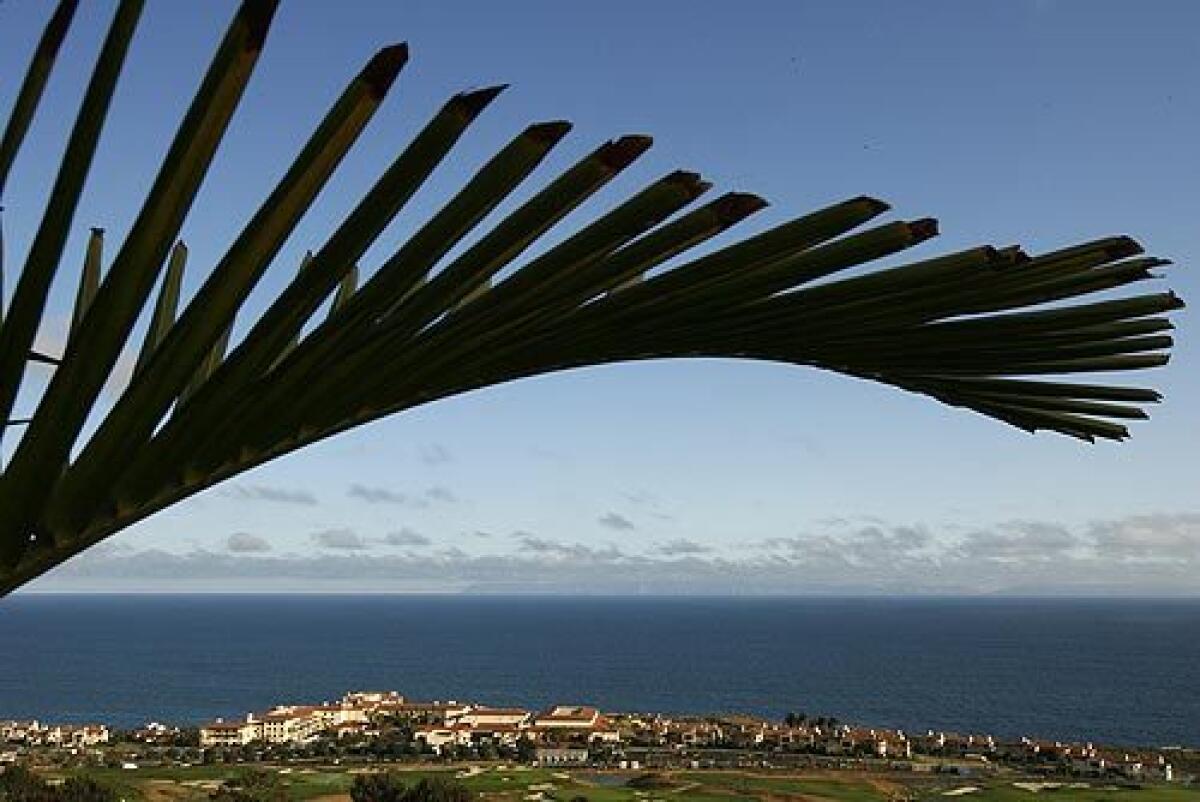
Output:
[{"xmin": 0, "ymin": 2, "xmax": 1185, "ymax": 595}]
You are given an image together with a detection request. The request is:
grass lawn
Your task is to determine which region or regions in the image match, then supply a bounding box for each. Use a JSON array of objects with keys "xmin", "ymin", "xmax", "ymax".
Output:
[
  {"xmin": 675, "ymin": 771, "xmax": 886, "ymax": 802},
  {"xmin": 962, "ymin": 786, "xmax": 1200, "ymax": 802},
  {"xmin": 39, "ymin": 765, "xmax": 1197, "ymax": 802}
]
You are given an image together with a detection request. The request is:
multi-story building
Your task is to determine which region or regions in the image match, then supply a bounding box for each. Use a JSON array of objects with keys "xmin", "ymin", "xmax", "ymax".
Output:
[
  {"xmin": 531, "ymin": 705, "xmax": 619, "ymax": 743},
  {"xmin": 42, "ymin": 724, "xmax": 110, "ymax": 747},
  {"xmin": 450, "ymin": 706, "xmax": 530, "ymax": 729},
  {"xmin": 3, "ymin": 721, "xmax": 109, "ymax": 747},
  {"xmin": 414, "ymin": 724, "xmax": 472, "ymax": 753},
  {"xmin": 380, "ymin": 701, "xmax": 472, "ymax": 723},
  {"xmin": 535, "ymin": 745, "xmax": 590, "ymax": 766},
  {"xmin": 310, "ymin": 703, "xmax": 370, "ymax": 728},
  {"xmin": 533, "ymin": 705, "xmax": 601, "ymax": 730},
  {"xmin": 131, "ymin": 722, "xmax": 181, "ymax": 744},
  {"xmin": 343, "ymin": 691, "xmax": 403, "ymax": 705},
  {"xmin": 0, "ymin": 720, "xmax": 39, "ymax": 743},
  {"xmin": 467, "ymin": 722, "xmax": 524, "ymax": 747},
  {"xmin": 199, "ymin": 718, "xmax": 263, "ymax": 747},
  {"xmin": 260, "ymin": 707, "xmax": 324, "ymax": 744}
]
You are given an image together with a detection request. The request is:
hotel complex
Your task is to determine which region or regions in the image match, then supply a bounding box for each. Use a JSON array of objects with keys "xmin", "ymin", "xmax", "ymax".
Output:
[
  {"xmin": 197, "ymin": 693, "xmax": 618, "ymax": 752},
  {"xmin": 3, "ymin": 691, "xmax": 1181, "ymax": 783}
]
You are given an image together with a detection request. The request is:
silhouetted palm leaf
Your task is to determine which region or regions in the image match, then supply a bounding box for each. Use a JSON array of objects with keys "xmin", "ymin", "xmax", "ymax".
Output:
[{"xmin": 0, "ymin": 0, "xmax": 1183, "ymax": 595}]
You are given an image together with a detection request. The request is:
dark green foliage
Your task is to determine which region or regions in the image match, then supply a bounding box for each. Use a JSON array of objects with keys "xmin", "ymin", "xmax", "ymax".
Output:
[
  {"xmin": 0, "ymin": 765, "xmax": 54, "ymax": 802},
  {"xmin": 0, "ymin": 2, "xmax": 1184, "ymax": 595},
  {"xmin": 55, "ymin": 779, "xmax": 118, "ymax": 802},
  {"xmin": 209, "ymin": 769, "xmax": 287, "ymax": 802},
  {"xmin": 0, "ymin": 768, "xmax": 117, "ymax": 802},
  {"xmin": 350, "ymin": 775, "xmax": 470, "ymax": 802},
  {"xmin": 400, "ymin": 778, "xmax": 471, "ymax": 802},
  {"xmin": 351, "ymin": 773, "xmax": 407, "ymax": 802},
  {"xmin": 626, "ymin": 774, "xmax": 676, "ymax": 790}
]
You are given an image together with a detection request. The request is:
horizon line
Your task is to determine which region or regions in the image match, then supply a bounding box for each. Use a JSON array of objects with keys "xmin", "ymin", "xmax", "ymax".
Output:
[{"xmin": 10, "ymin": 590, "xmax": 1200, "ymax": 600}]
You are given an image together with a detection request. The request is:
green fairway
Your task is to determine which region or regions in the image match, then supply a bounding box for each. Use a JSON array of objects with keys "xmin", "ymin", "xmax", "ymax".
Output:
[
  {"xmin": 676, "ymin": 771, "xmax": 886, "ymax": 802},
  {"xmin": 960, "ymin": 785, "xmax": 1200, "ymax": 802},
  {"xmin": 33, "ymin": 765, "xmax": 1197, "ymax": 802}
]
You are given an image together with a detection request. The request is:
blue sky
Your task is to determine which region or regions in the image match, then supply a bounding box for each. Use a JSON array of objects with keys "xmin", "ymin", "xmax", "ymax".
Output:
[{"xmin": 2, "ymin": 1, "xmax": 1198, "ymax": 594}]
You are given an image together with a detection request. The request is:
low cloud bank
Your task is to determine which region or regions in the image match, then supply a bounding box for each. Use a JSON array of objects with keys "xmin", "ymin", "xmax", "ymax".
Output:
[{"xmin": 30, "ymin": 513, "xmax": 1200, "ymax": 596}]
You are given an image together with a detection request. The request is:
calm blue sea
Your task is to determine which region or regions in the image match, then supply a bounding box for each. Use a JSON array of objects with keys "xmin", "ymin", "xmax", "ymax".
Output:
[{"xmin": 0, "ymin": 595, "xmax": 1196, "ymax": 747}]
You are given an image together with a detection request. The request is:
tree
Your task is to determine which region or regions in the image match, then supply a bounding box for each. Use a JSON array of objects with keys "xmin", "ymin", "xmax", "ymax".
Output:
[
  {"xmin": 209, "ymin": 769, "xmax": 287, "ymax": 802},
  {"xmin": 56, "ymin": 779, "xmax": 117, "ymax": 802},
  {"xmin": 350, "ymin": 772, "xmax": 407, "ymax": 802},
  {"xmin": 0, "ymin": 765, "xmax": 55, "ymax": 802},
  {"xmin": 403, "ymin": 779, "xmax": 470, "ymax": 802},
  {"xmin": 0, "ymin": 769, "xmax": 117, "ymax": 802},
  {"xmin": 351, "ymin": 776, "xmax": 470, "ymax": 802},
  {"xmin": 0, "ymin": 2, "xmax": 1182, "ymax": 595},
  {"xmin": 176, "ymin": 729, "xmax": 201, "ymax": 748},
  {"xmin": 516, "ymin": 736, "xmax": 537, "ymax": 764}
]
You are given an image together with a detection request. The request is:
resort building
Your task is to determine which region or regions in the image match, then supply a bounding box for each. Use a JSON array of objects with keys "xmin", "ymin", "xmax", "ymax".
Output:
[
  {"xmin": 377, "ymin": 701, "xmax": 471, "ymax": 723},
  {"xmin": 309, "ymin": 703, "xmax": 370, "ymax": 728},
  {"xmin": 199, "ymin": 718, "xmax": 262, "ymax": 747},
  {"xmin": 533, "ymin": 705, "xmax": 601, "ymax": 730},
  {"xmin": 260, "ymin": 707, "xmax": 324, "ymax": 744},
  {"xmin": 450, "ymin": 706, "xmax": 531, "ymax": 728},
  {"xmin": 467, "ymin": 722, "xmax": 524, "ymax": 747},
  {"xmin": 43, "ymin": 724, "xmax": 110, "ymax": 747},
  {"xmin": 0, "ymin": 721, "xmax": 39, "ymax": 743},
  {"xmin": 342, "ymin": 691, "xmax": 404, "ymax": 707},
  {"xmin": 535, "ymin": 745, "xmax": 590, "ymax": 766},
  {"xmin": 131, "ymin": 722, "xmax": 180, "ymax": 743},
  {"xmin": 1, "ymin": 721, "xmax": 109, "ymax": 747},
  {"xmin": 413, "ymin": 724, "xmax": 472, "ymax": 753}
]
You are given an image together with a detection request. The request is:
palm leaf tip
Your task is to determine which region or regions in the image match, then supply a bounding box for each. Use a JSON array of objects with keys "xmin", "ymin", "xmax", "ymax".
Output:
[
  {"xmin": 598, "ymin": 135, "xmax": 655, "ymax": 168},
  {"xmin": 907, "ymin": 217, "xmax": 939, "ymax": 242},
  {"xmin": 851, "ymin": 195, "xmax": 892, "ymax": 217},
  {"xmin": 455, "ymin": 85, "xmax": 509, "ymax": 116},
  {"xmin": 527, "ymin": 121, "xmax": 575, "ymax": 144},
  {"xmin": 664, "ymin": 170, "xmax": 709, "ymax": 193},
  {"xmin": 359, "ymin": 43, "xmax": 410, "ymax": 97},
  {"xmin": 714, "ymin": 192, "xmax": 769, "ymax": 223}
]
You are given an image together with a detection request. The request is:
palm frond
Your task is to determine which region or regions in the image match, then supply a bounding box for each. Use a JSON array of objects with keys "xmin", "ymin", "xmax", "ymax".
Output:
[{"xmin": 0, "ymin": 1, "xmax": 1184, "ymax": 595}]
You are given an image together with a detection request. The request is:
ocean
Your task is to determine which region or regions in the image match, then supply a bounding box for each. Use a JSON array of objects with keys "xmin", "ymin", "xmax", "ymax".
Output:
[{"xmin": 0, "ymin": 595, "xmax": 1196, "ymax": 746}]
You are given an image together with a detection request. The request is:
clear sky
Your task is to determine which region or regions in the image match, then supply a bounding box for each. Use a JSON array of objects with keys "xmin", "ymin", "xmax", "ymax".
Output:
[{"xmin": 2, "ymin": 1, "xmax": 1198, "ymax": 594}]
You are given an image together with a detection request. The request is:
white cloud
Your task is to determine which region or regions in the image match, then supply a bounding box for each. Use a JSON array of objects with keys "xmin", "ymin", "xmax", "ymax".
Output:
[
  {"xmin": 312, "ymin": 528, "xmax": 368, "ymax": 550},
  {"xmin": 598, "ymin": 512, "xmax": 635, "ymax": 531},
  {"xmin": 348, "ymin": 484, "xmax": 411, "ymax": 505},
  {"xmin": 384, "ymin": 528, "xmax": 432, "ymax": 547},
  {"xmin": 29, "ymin": 513, "xmax": 1200, "ymax": 596},
  {"xmin": 658, "ymin": 539, "xmax": 711, "ymax": 556},
  {"xmin": 226, "ymin": 532, "xmax": 271, "ymax": 553},
  {"xmin": 225, "ymin": 484, "xmax": 317, "ymax": 506},
  {"xmin": 348, "ymin": 484, "xmax": 458, "ymax": 506}
]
